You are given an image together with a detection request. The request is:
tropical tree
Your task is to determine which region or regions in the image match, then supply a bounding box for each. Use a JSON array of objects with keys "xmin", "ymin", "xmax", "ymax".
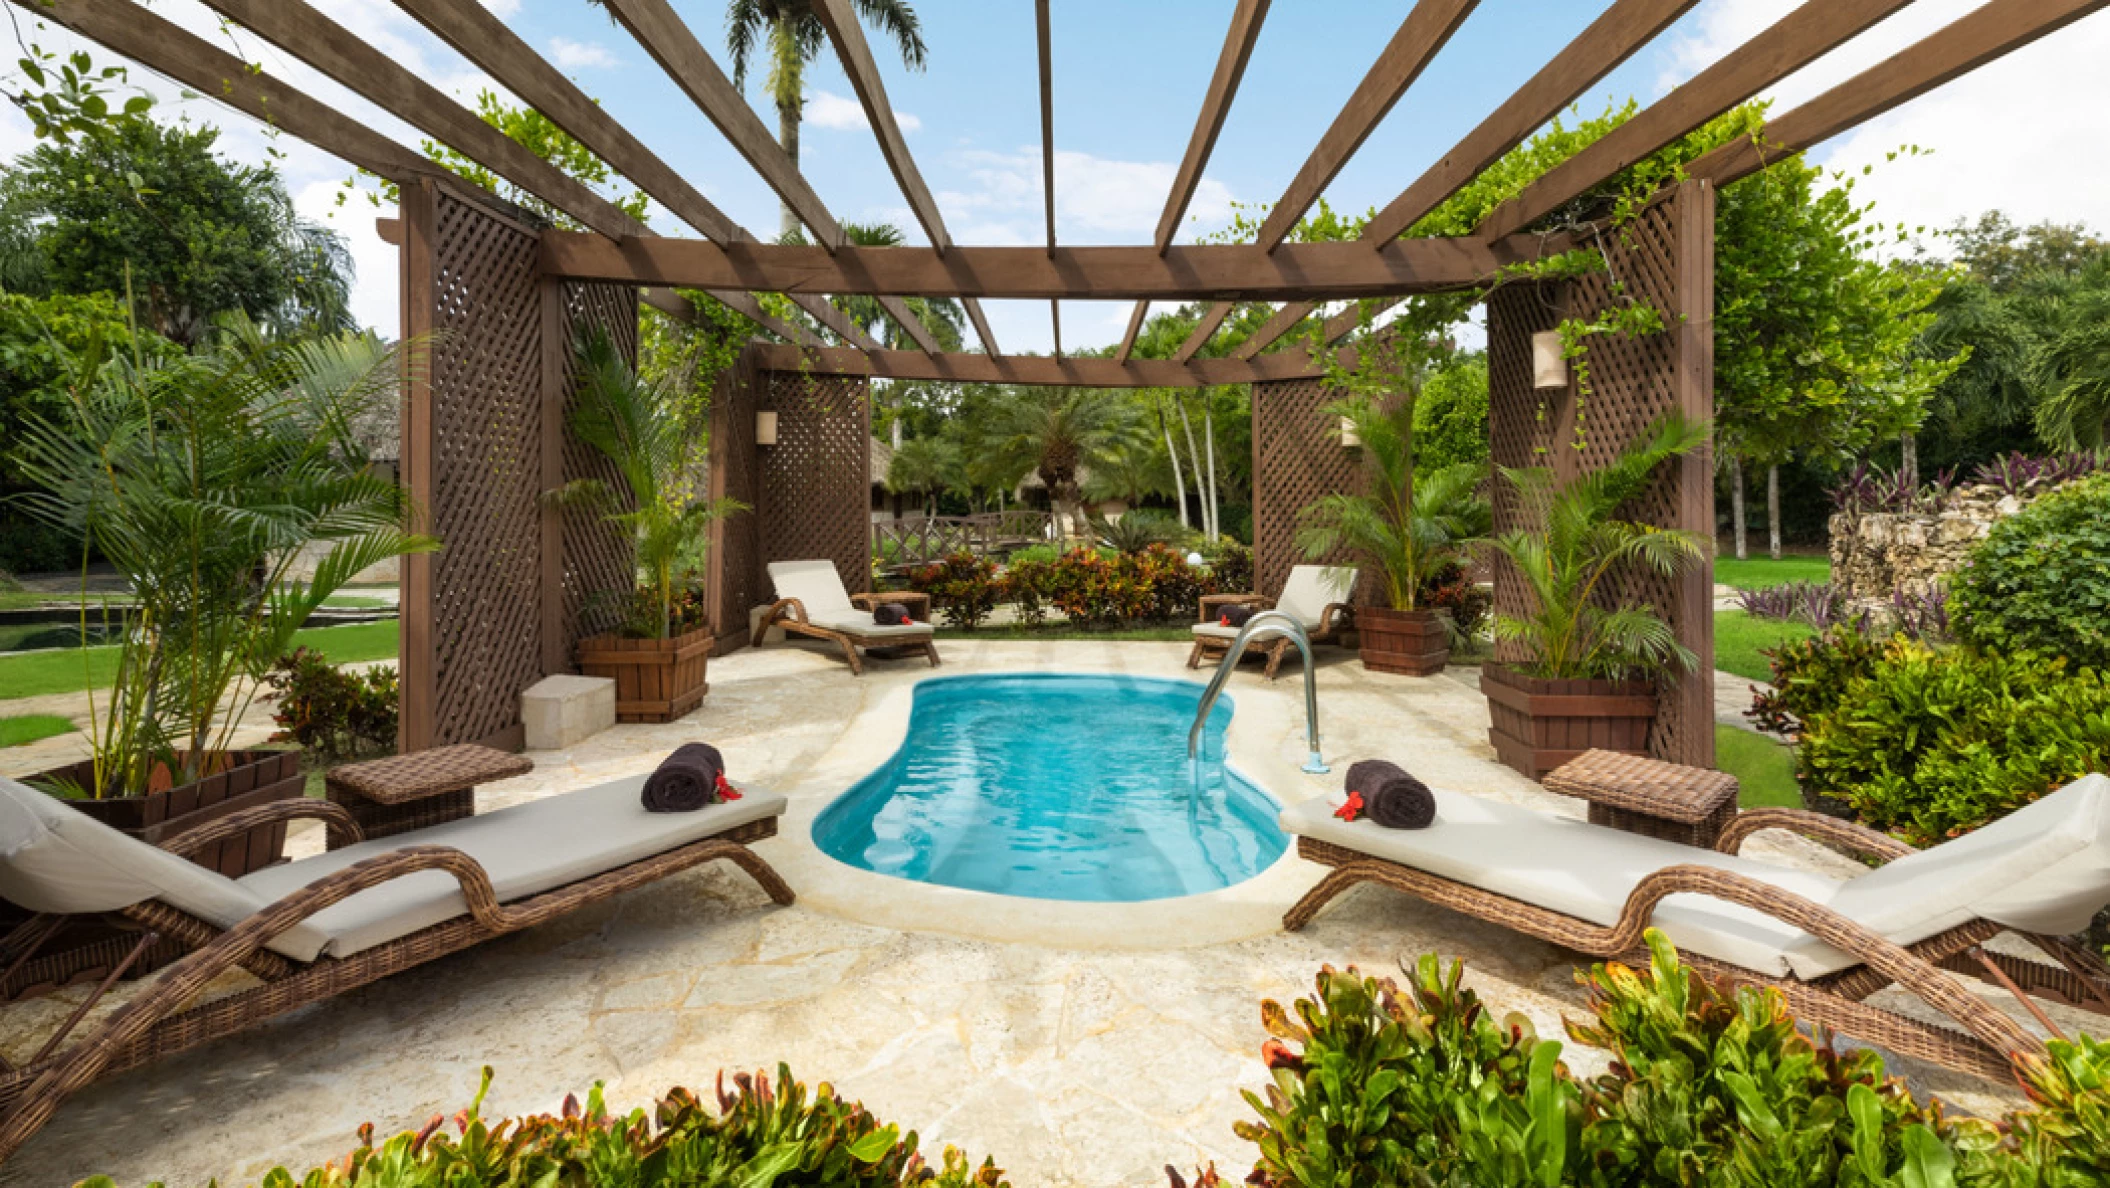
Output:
[
  {"xmin": 726, "ymin": 0, "xmax": 928, "ymax": 238},
  {"xmin": 552, "ymin": 331, "xmax": 747, "ymax": 640},
  {"xmin": 988, "ymin": 388, "xmax": 1138, "ymax": 538},
  {"xmin": 2030, "ymin": 254, "xmax": 2110, "ymax": 449},
  {"xmin": 887, "ymin": 434, "xmax": 959, "ymax": 517},
  {"xmin": 14, "ymin": 314, "xmax": 438, "ymax": 796},
  {"xmin": 1081, "ymin": 438, "xmax": 1172, "ymax": 508},
  {"xmin": 1488, "ymin": 412, "xmax": 1712, "ymax": 682},
  {"xmin": 1, "ymin": 118, "xmax": 354, "ymax": 343},
  {"xmin": 831, "ymin": 221, "xmax": 963, "ymax": 359}
]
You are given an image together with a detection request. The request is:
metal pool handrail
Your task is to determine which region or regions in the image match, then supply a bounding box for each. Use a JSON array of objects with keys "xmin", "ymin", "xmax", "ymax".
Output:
[{"xmin": 1187, "ymin": 609, "xmax": 1329, "ymax": 775}]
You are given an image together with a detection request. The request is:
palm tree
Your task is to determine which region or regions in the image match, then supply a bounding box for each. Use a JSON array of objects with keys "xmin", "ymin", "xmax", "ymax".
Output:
[
  {"xmin": 1486, "ymin": 411, "xmax": 1712, "ymax": 682},
  {"xmin": 836, "ymin": 221, "xmax": 964, "ymax": 355},
  {"xmin": 1082, "ymin": 438, "xmax": 1173, "ymax": 509},
  {"xmin": 1295, "ymin": 394, "xmax": 1489, "ymax": 611},
  {"xmin": 2028, "ymin": 256, "xmax": 2110, "ymax": 449},
  {"xmin": 727, "ymin": 0, "xmax": 928, "ymax": 239},
  {"xmin": 887, "ymin": 434, "xmax": 959, "ymax": 517},
  {"xmin": 551, "ymin": 330, "xmax": 747, "ymax": 639},
  {"xmin": 989, "ymin": 389, "xmax": 1139, "ymax": 538}
]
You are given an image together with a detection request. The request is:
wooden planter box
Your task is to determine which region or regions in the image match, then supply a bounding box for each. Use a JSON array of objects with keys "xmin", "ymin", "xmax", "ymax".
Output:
[
  {"xmin": 1481, "ymin": 663, "xmax": 1655, "ymax": 780},
  {"xmin": 578, "ymin": 624, "xmax": 713, "ymax": 723},
  {"xmin": 0, "ymin": 748, "xmax": 303, "ymax": 1001},
  {"xmin": 1359, "ymin": 607, "xmax": 1449, "ymax": 676}
]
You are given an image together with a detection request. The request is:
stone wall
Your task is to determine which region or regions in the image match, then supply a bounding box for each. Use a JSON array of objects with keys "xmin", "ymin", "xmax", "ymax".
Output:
[{"xmin": 1830, "ymin": 485, "xmax": 2028, "ymax": 601}]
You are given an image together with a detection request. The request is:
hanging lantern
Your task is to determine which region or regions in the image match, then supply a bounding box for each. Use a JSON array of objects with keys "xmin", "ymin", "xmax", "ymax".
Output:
[
  {"xmin": 755, "ymin": 409, "xmax": 779, "ymax": 446},
  {"xmin": 1531, "ymin": 330, "xmax": 1567, "ymax": 389},
  {"xmin": 1339, "ymin": 415, "xmax": 1361, "ymax": 448}
]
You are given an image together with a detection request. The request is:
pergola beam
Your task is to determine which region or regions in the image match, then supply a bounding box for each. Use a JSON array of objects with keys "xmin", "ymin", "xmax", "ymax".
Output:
[
  {"xmin": 1184, "ymin": 0, "xmax": 1478, "ymax": 358},
  {"xmin": 1688, "ymin": 0, "xmax": 2110, "ymax": 191},
  {"xmin": 596, "ymin": 0, "xmax": 943, "ymax": 353},
  {"xmin": 1473, "ymin": 0, "xmax": 1915, "ymax": 241},
  {"xmin": 388, "ymin": 0, "xmax": 881, "ymax": 351},
  {"xmin": 1233, "ymin": 0, "xmax": 1703, "ymax": 361},
  {"xmin": 1117, "ymin": 0, "xmax": 1271, "ymax": 363},
  {"xmin": 746, "ymin": 344, "xmax": 1327, "ymax": 388},
  {"xmin": 538, "ymin": 233, "xmax": 1550, "ymax": 300},
  {"xmin": 1036, "ymin": 0, "xmax": 1060, "ymax": 355},
  {"xmin": 815, "ymin": 0, "xmax": 1000, "ymax": 356}
]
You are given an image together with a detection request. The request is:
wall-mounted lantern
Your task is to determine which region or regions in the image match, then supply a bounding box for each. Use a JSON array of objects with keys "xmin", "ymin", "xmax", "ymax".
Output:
[
  {"xmin": 1531, "ymin": 330, "xmax": 1568, "ymax": 390},
  {"xmin": 1339, "ymin": 415, "xmax": 1361, "ymax": 448},
  {"xmin": 755, "ymin": 409, "xmax": 779, "ymax": 446}
]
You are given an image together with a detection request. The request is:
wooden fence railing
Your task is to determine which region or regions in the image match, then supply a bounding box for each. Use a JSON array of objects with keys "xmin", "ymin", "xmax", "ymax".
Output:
[{"xmin": 873, "ymin": 511, "xmax": 1057, "ymax": 567}]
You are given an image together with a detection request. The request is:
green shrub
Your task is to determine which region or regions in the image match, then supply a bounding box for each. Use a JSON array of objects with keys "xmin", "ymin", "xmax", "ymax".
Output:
[
  {"xmin": 1197, "ymin": 538, "xmax": 1254, "ymax": 594},
  {"xmin": 908, "ymin": 552, "xmax": 1003, "ymax": 630},
  {"xmin": 1793, "ymin": 641, "xmax": 2110, "ymax": 844},
  {"xmin": 1413, "ymin": 353, "xmax": 1490, "ymax": 473},
  {"xmin": 1747, "ymin": 625, "xmax": 1888, "ymax": 736},
  {"xmin": 1416, "ymin": 562, "xmax": 1491, "ymax": 639},
  {"xmin": 262, "ymin": 648, "xmax": 398, "ymax": 763},
  {"xmin": 1952, "ymin": 472, "xmax": 2110, "ymax": 671},
  {"xmin": 1002, "ymin": 557, "xmax": 1053, "ymax": 626},
  {"xmin": 87, "ymin": 1065, "xmax": 1009, "ymax": 1188},
  {"xmin": 1182, "ymin": 932, "xmax": 2110, "ymax": 1188},
  {"xmin": 1092, "ymin": 509, "xmax": 1186, "ymax": 554},
  {"xmin": 1037, "ymin": 543, "xmax": 1211, "ymax": 626}
]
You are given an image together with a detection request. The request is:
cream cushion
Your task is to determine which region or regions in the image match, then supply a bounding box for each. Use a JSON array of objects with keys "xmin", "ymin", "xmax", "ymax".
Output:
[
  {"xmin": 1276, "ymin": 566, "xmax": 1357, "ymax": 626},
  {"xmin": 1797, "ymin": 774, "xmax": 2110, "ymax": 960},
  {"xmin": 1281, "ymin": 791, "xmax": 1858, "ymax": 979},
  {"xmin": 808, "ymin": 610, "xmax": 933, "ymax": 639},
  {"xmin": 768, "ymin": 559, "xmax": 856, "ymax": 615},
  {"xmin": 0, "ymin": 775, "xmax": 333, "ymax": 960},
  {"xmin": 240, "ymin": 776, "xmax": 785, "ymax": 961}
]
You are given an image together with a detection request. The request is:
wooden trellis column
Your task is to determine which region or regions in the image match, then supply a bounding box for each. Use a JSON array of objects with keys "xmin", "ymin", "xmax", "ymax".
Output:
[
  {"xmin": 397, "ymin": 177, "xmax": 636, "ymax": 752},
  {"xmin": 1485, "ymin": 179, "xmax": 1717, "ymax": 768},
  {"xmin": 1250, "ymin": 376, "xmax": 1369, "ymax": 601}
]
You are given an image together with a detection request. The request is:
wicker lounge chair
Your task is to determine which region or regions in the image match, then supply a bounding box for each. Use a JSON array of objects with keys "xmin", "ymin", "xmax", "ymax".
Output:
[
  {"xmin": 1188, "ymin": 565, "xmax": 1356, "ymax": 680},
  {"xmin": 753, "ymin": 559, "xmax": 940, "ymax": 675},
  {"xmin": 1280, "ymin": 771, "xmax": 2110, "ymax": 1082},
  {"xmin": 0, "ymin": 771, "xmax": 794, "ymax": 1160}
]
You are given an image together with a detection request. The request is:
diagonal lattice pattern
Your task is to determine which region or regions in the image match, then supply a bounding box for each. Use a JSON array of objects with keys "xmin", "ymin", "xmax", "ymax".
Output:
[
  {"xmin": 756, "ymin": 370, "xmax": 872, "ymax": 597},
  {"xmin": 560, "ymin": 281, "xmax": 639, "ymax": 645},
  {"xmin": 1251, "ymin": 377, "xmax": 1369, "ymax": 601}
]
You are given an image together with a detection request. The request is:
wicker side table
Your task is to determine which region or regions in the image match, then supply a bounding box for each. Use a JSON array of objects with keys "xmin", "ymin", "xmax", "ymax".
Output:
[
  {"xmin": 1543, "ymin": 748, "xmax": 1739, "ymax": 849},
  {"xmin": 324, "ymin": 744, "xmax": 534, "ymax": 849}
]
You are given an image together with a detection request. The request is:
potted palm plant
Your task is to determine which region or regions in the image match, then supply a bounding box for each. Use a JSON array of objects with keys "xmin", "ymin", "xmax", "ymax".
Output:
[
  {"xmin": 1296, "ymin": 394, "xmax": 1490, "ymax": 675},
  {"xmin": 555, "ymin": 331, "xmax": 745, "ymax": 723},
  {"xmin": 1482, "ymin": 411, "xmax": 1710, "ymax": 778},
  {"xmin": 14, "ymin": 315, "xmax": 438, "ymax": 876}
]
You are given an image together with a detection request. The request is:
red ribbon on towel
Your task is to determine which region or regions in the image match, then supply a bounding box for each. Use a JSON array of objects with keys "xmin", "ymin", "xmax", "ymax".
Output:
[
  {"xmin": 715, "ymin": 772, "xmax": 743, "ymax": 803},
  {"xmin": 1333, "ymin": 791, "xmax": 1364, "ymax": 822}
]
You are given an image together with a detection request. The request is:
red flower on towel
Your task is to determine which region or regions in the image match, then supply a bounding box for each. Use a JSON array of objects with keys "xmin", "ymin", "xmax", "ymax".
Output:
[
  {"xmin": 715, "ymin": 772, "xmax": 743, "ymax": 803},
  {"xmin": 1219, "ymin": 614, "xmax": 1232, "ymax": 627},
  {"xmin": 1333, "ymin": 792, "xmax": 1364, "ymax": 822}
]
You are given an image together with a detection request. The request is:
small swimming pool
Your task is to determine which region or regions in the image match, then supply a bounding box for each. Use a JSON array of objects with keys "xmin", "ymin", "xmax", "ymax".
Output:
[{"xmin": 812, "ymin": 673, "xmax": 1289, "ymax": 902}]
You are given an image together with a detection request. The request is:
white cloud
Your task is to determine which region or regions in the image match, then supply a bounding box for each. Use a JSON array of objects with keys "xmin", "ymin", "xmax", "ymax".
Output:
[
  {"xmin": 547, "ymin": 37, "xmax": 619, "ymax": 70},
  {"xmin": 1657, "ymin": 1, "xmax": 2110, "ymax": 248},
  {"xmin": 935, "ymin": 148, "xmax": 1235, "ymax": 245},
  {"xmin": 806, "ymin": 89, "xmax": 921, "ymax": 133},
  {"xmin": 479, "ymin": 0, "xmax": 522, "ymax": 16}
]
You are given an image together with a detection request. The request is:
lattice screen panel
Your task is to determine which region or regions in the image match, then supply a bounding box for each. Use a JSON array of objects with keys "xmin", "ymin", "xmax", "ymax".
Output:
[
  {"xmin": 1485, "ymin": 183, "xmax": 1715, "ymax": 766},
  {"xmin": 560, "ymin": 282, "xmax": 638, "ymax": 646},
  {"xmin": 756, "ymin": 370, "xmax": 871, "ymax": 595},
  {"xmin": 426, "ymin": 189, "xmax": 544, "ymax": 748},
  {"xmin": 1251, "ymin": 377, "xmax": 1370, "ymax": 600},
  {"xmin": 708, "ymin": 349, "xmax": 764, "ymax": 646}
]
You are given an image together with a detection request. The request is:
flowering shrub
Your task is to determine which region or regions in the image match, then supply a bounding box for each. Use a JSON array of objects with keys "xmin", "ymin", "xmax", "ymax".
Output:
[
  {"xmin": 87, "ymin": 1065, "xmax": 1009, "ymax": 1188},
  {"xmin": 909, "ymin": 552, "xmax": 1003, "ymax": 630},
  {"xmin": 1971, "ymin": 448, "xmax": 2109, "ymax": 497},
  {"xmin": 1002, "ymin": 557, "xmax": 1054, "ymax": 626},
  {"xmin": 1197, "ymin": 538, "xmax": 1254, "ymax": 594},
  {"xmin": 1415, "ymin": 563, "xmax": 1490, "ymax": 639},
  {"xmin": 264, "ymin": 648, "xmax": 397, "ymax": 763},
  {"xmin": 1177, "ymin": 932, "xmax": 2110, "ymax": 1188},
  {"xmin": 1036, "ymin": 544, "xmax": 1211, "ymax": 626}
]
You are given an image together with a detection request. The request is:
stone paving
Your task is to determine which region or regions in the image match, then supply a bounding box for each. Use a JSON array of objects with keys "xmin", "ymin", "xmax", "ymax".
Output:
[{"xmin": 1, "ymin": 640, "xmax": 2063, "ymax": 1187}]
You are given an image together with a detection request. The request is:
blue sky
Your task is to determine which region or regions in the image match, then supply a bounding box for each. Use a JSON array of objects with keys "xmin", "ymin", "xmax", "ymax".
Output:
[{"xmin": 3, "ymin": 1, "xmax": 2107, "ymax": 353}]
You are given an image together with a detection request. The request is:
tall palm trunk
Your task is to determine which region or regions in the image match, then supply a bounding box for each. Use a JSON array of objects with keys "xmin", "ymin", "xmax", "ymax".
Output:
[
  {"xmin": 1899, "ymin": 431, "xmax": 1918, "ymax": 489},
  {"xmin": 1159, "ymin": 399, "xmax": 1190, "ymax": 530},
  {"xmin": 1728, "ymin": 453, "xmax": 1748, "ymax": 561},
  {"xmin": 1202, "ymin": 394, "xmax": 1221, "ymax": 542},
  {"xmin": 1174, "ymin": 394, "xmax": 1210, "ymax": 539},
  {"xmin": 770, "ymin": 17, "xmax": 804, "ymax": 240},
  {"xmin": 1767, "ymin": 462, "xmax": 1782, "ymax": 561}
]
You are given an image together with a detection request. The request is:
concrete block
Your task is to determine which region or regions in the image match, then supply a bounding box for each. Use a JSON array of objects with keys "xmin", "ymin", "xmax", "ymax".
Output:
[
  {"xmin": 749, "ymin": 603, "xmax": 786, "ymax": 644},
  {"xmin": 523, "ymin": 674, "xmax": 616, "ymax": 750}
]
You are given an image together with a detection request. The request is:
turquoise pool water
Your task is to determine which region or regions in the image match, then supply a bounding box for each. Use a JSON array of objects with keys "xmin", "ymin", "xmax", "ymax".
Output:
[{"xmin": 812, "ymin": 673, "xmax": 1289, "ymax": 902}]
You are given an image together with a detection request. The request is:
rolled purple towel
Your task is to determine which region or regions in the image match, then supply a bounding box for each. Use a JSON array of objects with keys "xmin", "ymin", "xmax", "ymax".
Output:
[
  {"xmin": 1345, "ymin": 759, "xmax": 1436, "ymax": 830},
  {"xmin": 874, "ymin": 602, "xmax": 911, "ymax": 626},
  {"xmin": 1218, "ymin": 603, "xmax": 1256, "ymax": 628},
  {"xmin": 642, "ymin": 742, "xmax": 726, "ymax": 813}
]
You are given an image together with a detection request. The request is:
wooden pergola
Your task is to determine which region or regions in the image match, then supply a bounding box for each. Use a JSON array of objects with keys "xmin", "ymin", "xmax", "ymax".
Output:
[{"xmin": 18, "ymin": 0, "xmax": 2102, "ymax": 764}]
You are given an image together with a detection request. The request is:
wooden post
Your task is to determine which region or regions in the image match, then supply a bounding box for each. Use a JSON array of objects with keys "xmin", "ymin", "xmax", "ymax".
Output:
[
  {"xmin": 1671, "ymin": 178, "xmax": 1717, "ymax": 768},
  {"xmin": 538, "ymin": 275, "xmax": 570, "ymax": 677},
  {"xmin": 397, "ymin": 177, "xmax": 439, "ymax": 754}
]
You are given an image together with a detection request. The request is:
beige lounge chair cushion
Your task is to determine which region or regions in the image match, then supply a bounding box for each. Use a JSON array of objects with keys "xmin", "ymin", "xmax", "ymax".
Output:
[
  {"xmin": 768, "ymin": 559, "xmax": 856, "ymax": 615},
  {"xmin": 0, "ymin": 775, "xmax": 335, "ymax": 960},
  {"xmin": 240, "ymin": 776, "xmax": 786, "ymax": 962},
  {"xmin": 1804, "ymin": 773, "xmax": 2110, "ymax": 953},
  {"xmin": 1276, "ymin": 566, "xmax": 1356, "ymax": 627},
  {"xmin": 807, "ymin": 609, "xmax": 934, "ymax": 640},
  {"xmin": 1281, "ymin": 791, "xmax": 1858, "ymax": 979}
]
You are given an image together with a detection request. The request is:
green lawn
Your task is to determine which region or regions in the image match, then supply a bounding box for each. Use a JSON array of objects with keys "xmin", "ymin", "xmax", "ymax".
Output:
[
  {"xmin": 0, "ymin": 591, "xmax": 389, "ymax": 610},
  {"xmin": 0, "ymin": 713, "xmax": 75, "ymax": 748},
  {"xmin": 1713, "ymin": 554, "xmax": 1831, "ymax": 590},
  {"xmin": 1713, "ymin": 609, "xmax": 1813, "ymax": 683},
  {"xmin": 1717, "ymin": 723, "xmax": 1800, "ymax": 809},
  {"xmin": 0, "ymin": 621, "xmax": 400, "ymax": 702}
]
